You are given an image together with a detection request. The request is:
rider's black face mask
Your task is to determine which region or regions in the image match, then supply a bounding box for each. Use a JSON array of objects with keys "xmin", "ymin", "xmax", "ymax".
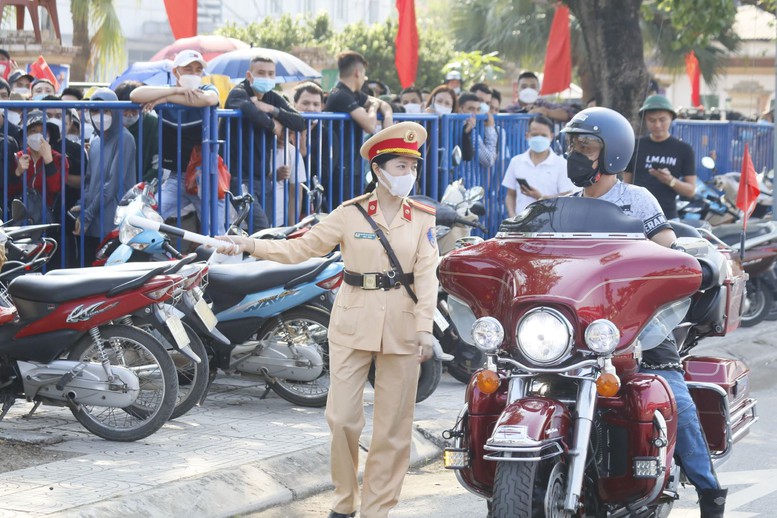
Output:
[{"xmin": 567, "ymin": 151, "xmax": 600, "ymax": 188}]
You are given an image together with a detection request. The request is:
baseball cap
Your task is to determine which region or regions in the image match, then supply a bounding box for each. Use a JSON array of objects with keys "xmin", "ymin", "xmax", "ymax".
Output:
[
  {"xmin": 445, "ymin": 71, "xmax": 462, "ymax": 81},
  {"xmin": 173, "ymin": 50, "xmax": 208, "ymax": 69},
  {"xmin": 31, "ymin": 78, "xmax": 55, "ymax": 90},
  {"xmin": 8, "ymin": 69, "xmax": 33, "ymax": 85}
]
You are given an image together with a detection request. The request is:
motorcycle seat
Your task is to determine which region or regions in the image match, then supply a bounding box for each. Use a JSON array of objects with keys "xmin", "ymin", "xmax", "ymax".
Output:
[
  {"xmin": 8, "ymin": 270, "xmax": 159, "ymax": 303},
  {"xmin": 206, "ymin": 258, "xmax": 331, "ymax": 297},
  {"xmin": 712, "ymin": 221, "xmax": 773, "ymax": 246}
]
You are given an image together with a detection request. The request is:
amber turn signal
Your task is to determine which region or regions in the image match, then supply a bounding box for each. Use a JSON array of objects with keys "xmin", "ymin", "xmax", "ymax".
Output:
[
  {"xmin": 476, "ymin": 370, "xmax": 500, "ymax": 394},
  {"xmin": 596, "ymin": 372, "xmax": 621, "ymax": 397}
]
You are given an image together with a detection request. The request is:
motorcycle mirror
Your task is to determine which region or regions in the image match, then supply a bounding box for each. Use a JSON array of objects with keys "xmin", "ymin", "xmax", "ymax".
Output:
[
  {"xmin": 470, "ymin": 202, "xmax": 486, "ymax": 217},
  {"xmin": 10, "ymin": 199, "xmax": 26, "ymax": 223},
  {"xmin": 464, "ymin": 186, "xmax": 485, "ymax": 203},
  {"xmin": 451, "ymin": 145, "xmax": 462, "ymax": 167},
  {"xmin": 701, "ymin": 156, "xmax": 716, "ymax": 170}
]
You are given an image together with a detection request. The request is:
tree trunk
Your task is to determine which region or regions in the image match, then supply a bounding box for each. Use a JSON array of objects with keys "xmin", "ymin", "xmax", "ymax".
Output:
[
  {"xmin": 566, "ymin": 0, "xmax": 649, "ymax": 129},
  {"xmin": 70, "ymin": 2, "xmax": 90, "ymax": 82}
]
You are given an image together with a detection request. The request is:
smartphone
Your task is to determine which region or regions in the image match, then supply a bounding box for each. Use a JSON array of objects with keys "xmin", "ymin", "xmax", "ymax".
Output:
[{"xmin": 517, "ymin": 178, "xmax": 532, "ymax": 190}]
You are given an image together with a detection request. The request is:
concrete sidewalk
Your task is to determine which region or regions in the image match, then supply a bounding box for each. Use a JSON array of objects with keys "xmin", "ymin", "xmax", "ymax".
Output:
[{"xmin": 0, "ymin": 320, "xmax": 774, "ymax": 518}]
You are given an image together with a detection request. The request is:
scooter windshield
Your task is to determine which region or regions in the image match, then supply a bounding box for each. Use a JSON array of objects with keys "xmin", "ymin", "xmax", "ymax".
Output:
[{"xmin": 498, "ymin": 197, "xmax": 645, "ymax": 236}]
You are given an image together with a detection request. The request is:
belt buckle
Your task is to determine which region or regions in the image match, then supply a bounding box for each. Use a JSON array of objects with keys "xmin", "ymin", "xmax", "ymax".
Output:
[{"xmin": 362, "ymin": 273, "xmax": 379, "ymax": 290}]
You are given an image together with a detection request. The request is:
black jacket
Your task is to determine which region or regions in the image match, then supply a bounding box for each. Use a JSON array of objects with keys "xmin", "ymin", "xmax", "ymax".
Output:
[{"xmin": 221, "ymin": 79, "xmax": 305, "ymax": 184}]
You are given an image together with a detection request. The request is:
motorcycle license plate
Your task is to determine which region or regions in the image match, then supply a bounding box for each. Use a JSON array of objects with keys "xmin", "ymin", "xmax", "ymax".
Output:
[
  {"xmin": 193, "ymin": 296, "xmax": 218, "ymax": 331},
  {"xmin": 165, "ymin": 313, "xmax": 190, "ymax": 349},
  {"xmin": 434, "ymin": 308, "xmax": 450, "ymax": 332}
]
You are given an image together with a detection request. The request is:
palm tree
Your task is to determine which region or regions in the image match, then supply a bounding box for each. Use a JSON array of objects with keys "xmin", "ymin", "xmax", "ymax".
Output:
[{"xmin": 70, "ymin": 0, "xmax": 126, "ymax": 82}]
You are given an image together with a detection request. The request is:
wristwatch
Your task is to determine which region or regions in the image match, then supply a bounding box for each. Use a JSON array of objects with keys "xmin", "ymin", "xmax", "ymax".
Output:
[{"xmin": 669, "ymin": 178, "xmax": 677, "ymax": 188}]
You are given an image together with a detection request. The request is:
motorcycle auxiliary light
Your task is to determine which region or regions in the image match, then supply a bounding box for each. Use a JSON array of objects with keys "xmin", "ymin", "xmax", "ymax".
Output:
[
  {"xmin": 585, "ymin": 319, "xmax": 620, "ymax": 355},
  {"xmin": 596, "ymin": 372, "xmax": 621, "ymax": 397},
  {"xmin": 443, "ymin": 448, "xmax": 470, "ymax": 470},
  {"xmin": 471, "ymin": 317, "xmax": 504, "ymax": 353}
]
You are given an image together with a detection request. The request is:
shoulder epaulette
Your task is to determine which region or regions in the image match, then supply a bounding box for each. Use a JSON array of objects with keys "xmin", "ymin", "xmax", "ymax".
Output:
[
  {"xmin": 342, "ymin": 193, "xmax": 372, "ymax": 207},
  {"xmin": 408, "ymin": 198, "xmax": 436, "ymax": 215}
]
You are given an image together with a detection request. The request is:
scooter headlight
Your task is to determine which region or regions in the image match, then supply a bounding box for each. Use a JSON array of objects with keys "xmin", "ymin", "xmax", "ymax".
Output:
[
  {"xmin": 516, "ymin": 308, "xmax": 572, "ymax": 365},
  {"xmin": 584, "ymin": 319, "xmax": 620, "ymax": 355},
  {"xmin": 142, "ymin": 205, "xmax": 164, "ymax": 222},
  {"xmin": 471, "ymin": 317, "xmax": 504, "ymax": 353},
  {"xmin": 119, "ymin": 222, "xmax": 142, "ymax": 245}
]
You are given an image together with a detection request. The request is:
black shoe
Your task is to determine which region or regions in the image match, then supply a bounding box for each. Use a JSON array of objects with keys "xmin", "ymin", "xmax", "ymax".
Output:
[
  {"xmin": 699, "ymin": 488, "xmax": 727, "ymax": 518},
  {"xmin": 327, "ymin": 512, "xmax": 356, "ymax": 518}
]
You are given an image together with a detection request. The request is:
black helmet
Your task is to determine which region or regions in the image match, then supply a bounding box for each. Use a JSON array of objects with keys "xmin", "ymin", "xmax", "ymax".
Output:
[{"xmin": 562, "ymin": 107, "xmax": 634, "ymax": 174}]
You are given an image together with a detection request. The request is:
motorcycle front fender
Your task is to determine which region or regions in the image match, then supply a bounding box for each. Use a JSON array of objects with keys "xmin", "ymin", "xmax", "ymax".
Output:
[
  {"xmin": 106, "ymin": 243, "xmax": 133, "ymax": 265},
  {"xmin": 485, "ymin": 396, "xmax": 572, "ymax": 459}
]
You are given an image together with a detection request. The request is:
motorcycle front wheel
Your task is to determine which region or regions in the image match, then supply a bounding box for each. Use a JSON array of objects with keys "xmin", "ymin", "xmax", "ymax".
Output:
[
  {"xmin": 67, "ymin": 324, "xmax": 178, "ymax": 442},
  {"xmin": 367, "ymin": 356, "xmax": 443, "ymax": 403},
  {"xmin": 257, "ymin": 305, "xmax": 331, "ymax": 407},
  {"xmin": 491, "ymin": 457, "xmax": 570, "ymax": 518}
]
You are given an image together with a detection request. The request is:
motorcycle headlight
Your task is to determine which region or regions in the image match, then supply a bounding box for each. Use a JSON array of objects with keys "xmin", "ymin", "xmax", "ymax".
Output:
[
  {"xmin": 516, "ymin": 308, "xmax": 572, "ymax": 365},
  {"xmin": 584, "ymin": 319, "xmax": 620, "ymax": 355},
  {"xmin": 471, "ymin": 317, "xmax": 504, "ymax": 353},
  {"xmin": 119, "ymin": 222, "xmax": 142, "ymax": 245}
]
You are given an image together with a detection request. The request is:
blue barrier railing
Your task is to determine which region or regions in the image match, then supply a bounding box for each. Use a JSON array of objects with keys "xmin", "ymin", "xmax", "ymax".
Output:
[{"xmin": 0, "ymin": 99, "xmax": 773, "ymax": 268}]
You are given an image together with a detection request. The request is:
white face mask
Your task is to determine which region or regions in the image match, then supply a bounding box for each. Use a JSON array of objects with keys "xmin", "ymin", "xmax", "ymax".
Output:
[
  {"xmin": 434, "ymin": 102, "xmax": 452, "ymax": 115},
  {"xmin": 12, "ymin": 87, "xmax": 28, "ymax": 96},
  {"xmin": 27, "ymin": 133, "xmax": 44, "ymax": 151},
  {"xmin": 403, "ymin": 103, "xmax": 422, "ymax": 114},
  {"xmin": 179, "ymin": 74, "xmax": 202, "ymax": 89},
  {"xmin": 123, "ymin": 114, "xmax": 140, "ymax": 127},
  {"xmin": 519, "ymin": 88, "xmax": 539, "ymax": 104},
  {"xmin": 6, "ymin": 111, "xmax": 21, "ymax": 126},
  {"xmin": 91, "ymin": 114, "xmax": 112, "ymax": 132},
  {"xmin": 377, "ymin": 167, "xmax": 416, "ymax": 198}
]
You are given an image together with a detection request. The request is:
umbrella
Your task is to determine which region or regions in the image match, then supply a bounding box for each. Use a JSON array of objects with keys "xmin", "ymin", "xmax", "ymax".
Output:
[
  {"xmin": 151, "ymin": 35, "xmax": 250, "ymax": 62},
  {"xmin": 206, "ymin": 48, "xmax": 321, "ymax": 83},
  {"xmin": 110, "ymin": 60, "xmax": 176, "ymax": 90}
]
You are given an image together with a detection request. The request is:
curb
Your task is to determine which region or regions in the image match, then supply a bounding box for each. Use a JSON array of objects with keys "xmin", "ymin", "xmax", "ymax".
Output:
[{"xmin": 55, "ymin": 426, "xmax": 444, "ymax": 518}]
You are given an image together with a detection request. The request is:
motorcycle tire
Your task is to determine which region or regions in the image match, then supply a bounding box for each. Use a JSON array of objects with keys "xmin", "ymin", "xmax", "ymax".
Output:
[
  {"xmin": 766, "ymin": 301, "xmax": 777, "ymax": 322},
  {"xmin": 367, "ymin": 356, "xmax": 443, "ymax": 404},
  {"xmin": 258, "ymin": 305, "xmax": 331, "ymax": 408},
  {"xmin": 138, "ymin": 321, "xmax": 210, "ymax": 420},
  {"xmin": 741, "ymin": 280, "xmax": 773, "ymax": 328},
  {"xmin": 67, "ymin": 324, "xmax": 178, "ymax": 442},
  {"xmin": 491, "ymin": 457, "xmax": 568, "ymax": 518}
]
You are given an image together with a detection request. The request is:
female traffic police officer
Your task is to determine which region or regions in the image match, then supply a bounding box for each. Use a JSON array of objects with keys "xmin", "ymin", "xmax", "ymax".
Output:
[{"xmin": 215, "ymin": 121, "xmax": 438, "ymax": 518}]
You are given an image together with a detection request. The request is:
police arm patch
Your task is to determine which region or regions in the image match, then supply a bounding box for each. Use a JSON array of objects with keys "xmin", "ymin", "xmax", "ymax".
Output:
[{"xmin": 427, "ymin": 226, "xmax": 437, "ymax": 247}]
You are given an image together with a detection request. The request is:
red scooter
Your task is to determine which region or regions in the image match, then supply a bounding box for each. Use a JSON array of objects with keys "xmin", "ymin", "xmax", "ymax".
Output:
[{"xmin": 440, "ymin": 197, "xmax": 757, "ymax": 517}]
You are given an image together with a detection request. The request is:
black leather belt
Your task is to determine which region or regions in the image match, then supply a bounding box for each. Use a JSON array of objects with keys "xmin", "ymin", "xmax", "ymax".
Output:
[{"xmin": 344, "ymin": 270, "xmax": 414, "ymax": 290}]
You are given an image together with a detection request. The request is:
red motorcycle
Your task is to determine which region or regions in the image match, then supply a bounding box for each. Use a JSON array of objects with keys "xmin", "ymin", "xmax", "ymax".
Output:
[{"xmin": 440, "ymin": 197, "xmax": 757, "ymax": 517}]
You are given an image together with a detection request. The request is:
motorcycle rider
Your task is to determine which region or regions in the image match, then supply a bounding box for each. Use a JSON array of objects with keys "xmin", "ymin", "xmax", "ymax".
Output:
[{"xmin": 562, "ymin": 107, "xmax": 727, "ymax": 518}]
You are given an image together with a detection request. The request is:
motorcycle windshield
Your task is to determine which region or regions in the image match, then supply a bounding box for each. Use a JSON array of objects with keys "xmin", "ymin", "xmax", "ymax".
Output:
[{"xmin": 439, "ymin": 198, "xmax": 702, "ymax": 353}]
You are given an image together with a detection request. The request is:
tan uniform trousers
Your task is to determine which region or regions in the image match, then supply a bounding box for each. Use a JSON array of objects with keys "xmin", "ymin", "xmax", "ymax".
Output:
[{"xmin": 326, "ymin": 343, "xmax": 420, "ymax": 518}]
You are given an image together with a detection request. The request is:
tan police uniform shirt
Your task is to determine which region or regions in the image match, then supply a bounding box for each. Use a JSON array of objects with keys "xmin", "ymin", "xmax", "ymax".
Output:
[{"xmin": 252, "ymin": 191, "xmax": 439, "ymax": 355}]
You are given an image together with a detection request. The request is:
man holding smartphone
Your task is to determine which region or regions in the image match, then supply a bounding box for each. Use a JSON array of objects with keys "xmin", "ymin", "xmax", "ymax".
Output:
[
  {"xmin": 501, "ymin": 115, "xmax": 576, "ymax": 217},
  {"xmin": 624, "ymin": 95, "xmax": 697, "ymax": 219}
]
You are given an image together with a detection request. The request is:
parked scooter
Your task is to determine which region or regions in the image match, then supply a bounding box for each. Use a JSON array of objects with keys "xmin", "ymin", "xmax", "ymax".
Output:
[
  {"xmin": 0, "ymin": 233, "xmax": 183, "ymax": 441},
  {"xmin": 440, "ymin": 197, "xmax": 756, "ymax": 517}
]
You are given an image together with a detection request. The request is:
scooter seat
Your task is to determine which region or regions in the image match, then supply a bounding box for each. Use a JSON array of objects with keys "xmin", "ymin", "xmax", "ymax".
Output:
[
  {"xmin": 8, "ymin": 270, "xmax": 152, "ymax": 303},
  {"xmin": 712, "ymin": 221, "xmax": 773, "ymax": 246},
  {"xmin": 206, "ymin": 258, "xmax": 329, "ymax": 298}
]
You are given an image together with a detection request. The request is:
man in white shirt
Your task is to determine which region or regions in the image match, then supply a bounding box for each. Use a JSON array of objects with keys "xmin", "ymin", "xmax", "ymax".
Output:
[{"xmin": 502, "ymin": 115, "xmax": 576, "ymax": 217}]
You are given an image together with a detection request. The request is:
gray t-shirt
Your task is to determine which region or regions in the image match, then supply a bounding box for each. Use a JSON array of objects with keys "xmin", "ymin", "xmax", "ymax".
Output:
[{"xmin": 575, "ymin": 180, "xmax": 671, "ymax": 239}]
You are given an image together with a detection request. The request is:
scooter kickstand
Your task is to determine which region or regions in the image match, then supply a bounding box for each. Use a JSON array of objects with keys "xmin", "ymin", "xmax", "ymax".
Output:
[
  {"xmin": 259, "ymin": 384, "xmax": 273, "ymax": 400},
  {"xmin": 22, "ymin": 400, "xmax": 41, "ymax": 419}
]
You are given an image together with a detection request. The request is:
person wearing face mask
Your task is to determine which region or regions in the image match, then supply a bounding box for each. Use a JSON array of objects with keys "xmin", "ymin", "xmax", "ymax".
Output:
[
  {"xmin": 0, "ymin": 78, "xmax": 23, "ymax": 144},
  {"xmin": 505, "ymin": 70, "xmax": 577, "ymax": 123},
  {"xmin": 458, "ymin": 92, "xmax": 497, "ymax": 168},
  {"xmin": 11, "ymin": 111, "xmax": 65, "ymax": 220},
  {"xmin": 423, "ymin": 85, "xmax": 458, "ymax": 116},
  {"xmin": 398, "ymin": 87, "xmax": 423, "ymax": 114},
  {"xmin": 212, "ymin": 122, "xmax": 438, "ymax": 518},
  {"xmin": 563, "ymin": 106, "xmax": 728, "ymax": 518},
  {"xmin": 8, "ymin": 70, "xmax": 32, "ymax": 98},
  {"xmin": 30, "ymin": 78, "xmax": 56, "ymax": 100},
  {"xmin": 502, "ymin": 115, "xmax": 575, "ymax": 217},
  {"xmin": 130, "ymin": 50, "xmax": 224, "ymax": 234},
  {"xmin": 444, "ymin": 70, "xmax": 462, "ymax": 95},
  {"xmin": 114, "ymin": 81, "xmax": 160, "ymax": 183},
  {"xmin": 293, "ymin": 82, "xmax": 339, "ymax": 210},
  {"xmin": 221, "ymin": 54, "xmax": 305, "ymax": 231},
  {"xmin": 71, "ymin": 88, "xmax": 136, "ymax": 264}
]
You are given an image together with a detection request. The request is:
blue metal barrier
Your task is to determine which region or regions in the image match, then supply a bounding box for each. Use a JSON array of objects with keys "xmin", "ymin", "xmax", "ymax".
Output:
[{"xmin": 1, "ymin": 100, "xmax": 774, "ymax": 266}]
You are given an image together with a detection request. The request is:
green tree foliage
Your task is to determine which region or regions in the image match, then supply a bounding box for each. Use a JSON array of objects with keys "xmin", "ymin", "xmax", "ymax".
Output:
[
  {"xmin": 70, "ymin": 0, "xmax": 126, "ymax": 81},
  {"xmin": 217, "ymin": 13, "xmax": 454, "ymax": 92},
  {"xmin": 442, "ymin": 51, "xmax": 505, "ymax": 85}
]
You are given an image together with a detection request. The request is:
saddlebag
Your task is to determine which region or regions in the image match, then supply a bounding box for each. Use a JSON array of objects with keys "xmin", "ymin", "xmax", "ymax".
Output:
[{"xmin": 683, "ymin": 356, "xmax": 758, "ymax": 458}]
